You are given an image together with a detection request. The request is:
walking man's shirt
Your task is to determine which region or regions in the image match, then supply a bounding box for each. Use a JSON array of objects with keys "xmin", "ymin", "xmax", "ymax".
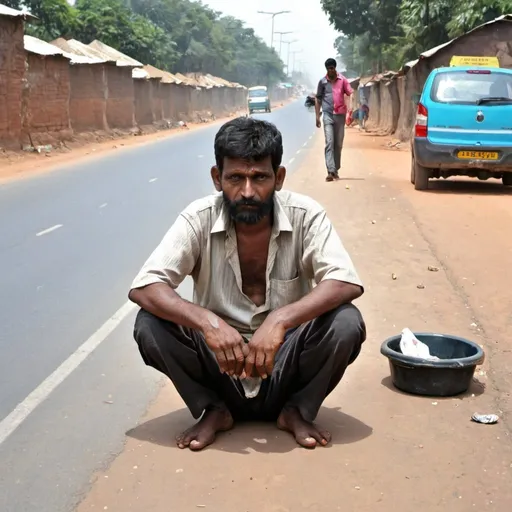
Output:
[{"xmin": 316, "ymin": 58, "xmax": 353, "ymax": 182}]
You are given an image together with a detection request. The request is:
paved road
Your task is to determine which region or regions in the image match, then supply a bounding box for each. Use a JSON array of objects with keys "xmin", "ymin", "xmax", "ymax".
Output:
[{"xmin": 0, "ymin": 100, "xmax": 318, "ymax": 511}]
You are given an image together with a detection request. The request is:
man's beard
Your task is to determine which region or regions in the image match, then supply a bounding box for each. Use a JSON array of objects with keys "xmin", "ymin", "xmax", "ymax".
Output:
[{"xmin": 223, "ymin": 191, "xmax": 274, "ymax": 225}]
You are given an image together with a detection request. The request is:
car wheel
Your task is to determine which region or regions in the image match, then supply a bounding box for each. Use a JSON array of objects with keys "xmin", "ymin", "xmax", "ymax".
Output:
[
  {"xmin": 503, "ymin": 173, "xmax": 512, "ymax": 186},
  {"xmin": 413, "ymin": 155, "xmax": 429, "ymax": 190}
]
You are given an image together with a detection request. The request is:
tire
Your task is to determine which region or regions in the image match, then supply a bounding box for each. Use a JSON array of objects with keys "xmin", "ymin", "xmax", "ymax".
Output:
[
  {"xmin": 412, "ymin": 155, "xmax": 429, "ymax": 190},
  {"xmin": 503, "ymin": 173, "xmax": 512, "ymax": 186}
]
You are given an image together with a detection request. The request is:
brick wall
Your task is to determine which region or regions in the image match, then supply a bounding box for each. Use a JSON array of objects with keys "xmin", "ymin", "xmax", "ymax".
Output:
[
  {"xmin": 23, "ymin": 53, "xmax": 71, "ymax": 144},
  {"xmin": 151, "ymin": 80, "xmax": 163, "ymax": 122},
  {"xmin": 69, "ymin": 63, "xmax": 107, "ymax": 132},
  {"xmin": 106, "ymin": 66, "xmax": 135, "ymax": 128},
  {"xmin": 134, "ymin": 78, "xmax": 153, "ymax": 125},
  {"xmin": 175, "ymin": 85, "xmax": 192, "ymax": 121},
  {"xmin": 161, "ymin": 83, "xmax": 173, "ymax": 119},
  {"xmin": 0, "ymin": 16, "xmax": 25, "ymax": 147}
]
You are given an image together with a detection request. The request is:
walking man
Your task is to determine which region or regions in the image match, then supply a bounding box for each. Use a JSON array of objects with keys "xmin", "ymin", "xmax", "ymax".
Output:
[
  {"xmin": 315, "ymin": 58, "xmax": 353, "ymax": 181},
  {"xmin": 129, "ymin": 117, "xmax": 366, "ymax": 451}
]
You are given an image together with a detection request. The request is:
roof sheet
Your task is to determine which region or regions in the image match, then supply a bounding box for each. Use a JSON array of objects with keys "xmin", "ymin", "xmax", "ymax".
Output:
[
  {"xmin": 27, "ymin": 36, "xmax": 106, "ymax": 65},
  {"xmin": 88, "ymin": 40, "xmax": 142, "ymax": 67},
  {"xmin": 0, "ymin": 3, "xmax": 36, "ymax": 19},
  {"xmin": 403, "ymin": 14, "xmax": 512, "ymax": 73},
  {"xmin": 143, "ymin": 64, "xmax": 181, "ymax": 84},
  {"xmin": 51, "ymin": 38, "xmax": 111, "ymax": 64},
  {"xmin": 24, "ymin": 35, "xmax": 66, "ymax": 58},
  {"xmin": 174, "ymin": 72, "xmax": 200, "ymax": 87}
]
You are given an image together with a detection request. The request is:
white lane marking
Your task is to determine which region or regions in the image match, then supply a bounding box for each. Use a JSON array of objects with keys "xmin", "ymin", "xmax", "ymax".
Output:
[
  {"xmin": 99, "ymin": 203, "xmax": 108, "ymax": 209},
  {"xmin": 149, "ymin": 178, "xmax": 158, "ymax": 183},
  {"xmin": 309, "ymin": 135, "xmax": 313, "ymax": 140},
  {"xmin": 198, "ymin": 155, "xmax": 204, "ymax": 159},
  {"xmin": 303, "ymin": 142, "xmax": 308, "ymax": 147},
  {"xmin": 296, "ymin": 149, "xmax": 302, "ymax": 154},
  {"xmin": 288, "ymin": 157, "xmax": 295, "ymax": 165},
  {"xmin": 36, "ymin": 224, "xmax": 63, "ymax": 237},
  {"xmin": 0, "ymin": 301, "xmax": 137, "ymax": 446}
]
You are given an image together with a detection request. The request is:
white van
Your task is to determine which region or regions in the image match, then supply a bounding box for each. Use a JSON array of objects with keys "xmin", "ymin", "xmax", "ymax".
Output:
[{"xmin": 247, "ymin": 86, "xmax": 271, "ymax": 114}]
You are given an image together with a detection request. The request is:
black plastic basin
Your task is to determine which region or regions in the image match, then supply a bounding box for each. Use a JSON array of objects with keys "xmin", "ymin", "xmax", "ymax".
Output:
[{"xmin": 380, "ymin": 332, "xmax": 485, "ymax": 397}]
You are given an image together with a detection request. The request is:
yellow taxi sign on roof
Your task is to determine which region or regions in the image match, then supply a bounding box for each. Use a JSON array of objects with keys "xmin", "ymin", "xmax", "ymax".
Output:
[{"xmin": 450, "ymin": 56, "xmax": 500, "ymax": 67}]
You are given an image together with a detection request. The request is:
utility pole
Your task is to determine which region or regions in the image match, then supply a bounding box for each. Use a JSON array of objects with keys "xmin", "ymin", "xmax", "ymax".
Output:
[
  {"xmin": 275, "ymin": 31, "xmax": 293, "ymax": 57},
  {"xmin": 282, "ymin": 39, "xmax": 298, "ymax": 76},
  {"xmin": 257, "ymin": 10, "xmax": 291, "ymax": 49},
  {"xmin": 291, "ymin": 50, "xmax": 303, "ymax": 74}
]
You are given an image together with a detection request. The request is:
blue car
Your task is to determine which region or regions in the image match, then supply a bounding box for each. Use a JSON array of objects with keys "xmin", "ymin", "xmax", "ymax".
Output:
[{"xmin": 411, "ymin": 65, "xmax": 512, "ymax": 190}]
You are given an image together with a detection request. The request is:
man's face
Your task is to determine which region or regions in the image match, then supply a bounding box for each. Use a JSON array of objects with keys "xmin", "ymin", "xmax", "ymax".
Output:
[
  {"xmin": 211, "ymin": 156, "xmax": 286, "ymax": 225},
  {"xmin": 326, "ymin": 65, "xmax": 337, "ymax": 80}
]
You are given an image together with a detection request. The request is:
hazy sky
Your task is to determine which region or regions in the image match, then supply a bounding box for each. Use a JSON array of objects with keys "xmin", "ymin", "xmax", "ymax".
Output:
[{"xmin": 201, "ymin": 0, "xmax": 340, "ymax": 84}]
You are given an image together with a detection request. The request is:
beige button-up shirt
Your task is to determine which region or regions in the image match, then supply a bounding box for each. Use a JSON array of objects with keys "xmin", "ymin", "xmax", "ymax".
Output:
[{"xmin": 131, "ymin": 190, "xmax": 363, "ymax": 332}]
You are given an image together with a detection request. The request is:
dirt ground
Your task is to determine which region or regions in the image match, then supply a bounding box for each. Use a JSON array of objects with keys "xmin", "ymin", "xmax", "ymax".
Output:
[
  {"xmin": 0, "ymin": 101, "xmax": 291, "ymax": 184},
  {"xmin": 76, "ymin": 128, "xmax": 512, "ymax": 511}
]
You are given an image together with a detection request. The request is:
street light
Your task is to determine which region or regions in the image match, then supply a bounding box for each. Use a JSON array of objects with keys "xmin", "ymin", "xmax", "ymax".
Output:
[
  {"xmin": 282, "ymin": 39, "xmax": 298, "ymax": 75},
  {"xmin": 257, "ymin": 10, "xmax": 291, "ymax": 49},
  {"xmin": 274, "ymin": 31, "xmax": 293, "ymax": 57},
  {"xmin": 291, "ymin": 50, "xmax": 303, "ymax": 74}
]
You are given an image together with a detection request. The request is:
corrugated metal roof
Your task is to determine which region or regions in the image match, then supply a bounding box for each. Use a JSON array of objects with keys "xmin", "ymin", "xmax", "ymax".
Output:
[
  {"xmin": 210, "ymin": 75, "xmax": 236, "ymax": 88},
  {"xmin": 143, "ymin": 64, "xmax": 181, "ymax": 84},
  {"xmin": 204, "ymin": 74, "xmax": 226, "ymax": 87},
  {"xmin": 403, "ymin": 14, "xmax": 512, "ymax": 73},
  {"xmin": 174, "ymin": 72, "xmax": 200, "ymax": 88},
  {"xmin": 0, "ymin": 3, "xmax": 36, "ymax": 19},
  {"xmin": 88, "ymin": 40, "xmax": 142, "ymax": 67},
  {"xmin": 26, "ymin": 36, "xmax": 105, "ymax": 65},
  {"xmin": 24, "ymin": 35, "xmax": 68, "ymax": 58},
  {"xmin": 51, "ymin": 38, "xmax": 111, "ymax": 64},
  {"xmin": 132, "ymin": 68, "xmax": 149, "ymax": 79},
  {"xmin": 185, "ymin": 73, "xmax": 212, "ymax": 88}
]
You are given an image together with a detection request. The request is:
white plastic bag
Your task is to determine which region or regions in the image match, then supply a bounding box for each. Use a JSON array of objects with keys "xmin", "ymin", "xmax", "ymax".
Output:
[{"xmin": 400, "ymin": 328, "xmax": 439, "ymax": 361}]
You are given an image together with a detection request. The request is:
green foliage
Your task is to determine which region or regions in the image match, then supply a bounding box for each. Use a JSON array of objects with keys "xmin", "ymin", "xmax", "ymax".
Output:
[
  {"xmin": 323, "ymin": 0, "xmax": 512, "ymax": 75},
  {"xmin": 4, "ymin": 0, "xmax": 78, "ymax": 40},
  {"xmin": 129, "ymin": 1, "xmax": 284, "ymax": 85},
  {"xmin": 10, "ymin": 0, "xmax": 285, "ymax": 85}
]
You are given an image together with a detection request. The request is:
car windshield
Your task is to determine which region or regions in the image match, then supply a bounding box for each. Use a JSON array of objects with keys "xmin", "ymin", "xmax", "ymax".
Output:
[
  {"xmin": 249, "ymin": 89, "xmax": 267, "ymax": 98},
  {"xmin": 431, "ymin": 70, "xmax": 512, "ymax": 104}
]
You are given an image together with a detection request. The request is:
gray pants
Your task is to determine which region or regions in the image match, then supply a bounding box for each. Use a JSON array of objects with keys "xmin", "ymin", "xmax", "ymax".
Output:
[
  {"xmin": 134, "ymin": 304, "xmax": 366, "ymax": 422},
  {"xmin": 323, "ymin": 113, "xmax": 346, "ymax": 175}
]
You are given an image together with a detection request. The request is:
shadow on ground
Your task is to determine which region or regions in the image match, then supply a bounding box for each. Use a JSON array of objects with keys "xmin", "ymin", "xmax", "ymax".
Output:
[
  {"xmin": 126, "ymin": 406, "xmax": 373, "ymax": 454},
  {"xmin": 380, "ymin": 375, "xmax": 486, "ymax": 400},
  {"xmin": 423, "ymin": 179, "xmax": 512, "ymax": 196}
]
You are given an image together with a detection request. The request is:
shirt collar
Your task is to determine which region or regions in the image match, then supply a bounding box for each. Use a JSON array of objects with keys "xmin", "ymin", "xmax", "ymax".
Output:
[
  {"xmin": 325, "ymin": 72, "xmax": 342, "ymax": 81},
  {"xmin": 211, "ymin": 192, "xmax": 293, "ymax": 234}
]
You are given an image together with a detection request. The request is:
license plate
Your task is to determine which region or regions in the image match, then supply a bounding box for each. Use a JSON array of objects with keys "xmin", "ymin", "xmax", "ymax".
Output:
[{"xmin": 457, "ymin": 150, "xmax": 499, "ymax": 160}]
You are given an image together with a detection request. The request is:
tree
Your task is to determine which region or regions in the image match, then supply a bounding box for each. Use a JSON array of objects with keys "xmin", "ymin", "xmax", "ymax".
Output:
[
  {"xmin": 323, "ymin": 0, "xmax": 512, "ymax": 74},
  {"xmin": 129, "ymin": 0, "xmax": 284, "ymax": 85},
  {"xmin": 9, "ymin": 0, "xmax": 285, "ymax": 85},
  {"xmin": 3, "ymin": 0, "xmax": 78, "ymax": 40}
]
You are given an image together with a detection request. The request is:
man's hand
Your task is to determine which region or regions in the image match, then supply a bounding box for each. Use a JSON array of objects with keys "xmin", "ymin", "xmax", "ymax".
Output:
[
  {"xmin": 245, "ymin": 316, "xmax": 287, "ymax": 379},
  {"xmin": 316, "ymin": 117, "xmax": 321, "ymax": 128},
  {"xmin": 202, "ymin": 316, "xmax": 247, "ymax": 377}
]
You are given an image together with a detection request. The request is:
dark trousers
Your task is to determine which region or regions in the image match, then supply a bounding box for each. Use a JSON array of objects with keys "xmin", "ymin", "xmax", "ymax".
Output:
[
  {"xmin": 323, "ymin": 113, "xmax": 346, "ymax": 175},
  {"xmin": 133, "ymin": 304, "xmax": 366, "ymax": 423}
]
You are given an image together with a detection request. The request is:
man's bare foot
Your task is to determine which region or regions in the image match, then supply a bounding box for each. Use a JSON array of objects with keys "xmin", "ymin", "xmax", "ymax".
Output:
[
  {"xmin": 176, "ymin": 407, "xmax": 233, "ymax": 451},
  {"xmin": 277, "ymin": 407, "xmax": 331, "ymax": 449}
]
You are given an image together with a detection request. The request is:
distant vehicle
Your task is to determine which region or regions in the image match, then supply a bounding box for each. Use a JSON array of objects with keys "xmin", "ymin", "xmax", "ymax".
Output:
[
  {"xmin": 411, "ymin": 64, "xmax": 512, "ymax": 190},
  {"xmin": 248, "ymin": 86, "xmax": 271, "ymax": 114}
]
